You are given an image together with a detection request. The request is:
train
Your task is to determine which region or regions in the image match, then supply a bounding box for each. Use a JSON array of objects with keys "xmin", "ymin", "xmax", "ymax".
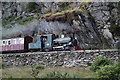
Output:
[{"xmin": 0, "ymin": 34, "xmax": 81, "ymax": 53}]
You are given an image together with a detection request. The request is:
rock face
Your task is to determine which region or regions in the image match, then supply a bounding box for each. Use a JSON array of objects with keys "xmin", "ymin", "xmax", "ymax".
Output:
[
  {"xmin": 2, "ymin": 2, "xmax": 27, "ymax": 18},
  {"xmin": 1, "ymin": 2, "xmax": 120, "ymax": 48},
  {"xmin": 1, "ymin": 50, "xmax": 119, "ymax": 67}
]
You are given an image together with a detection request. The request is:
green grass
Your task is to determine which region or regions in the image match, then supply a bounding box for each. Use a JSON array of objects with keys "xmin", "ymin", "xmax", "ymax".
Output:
[
  {"xmin": 38, "ymin": 67, "xmax": 96, "ymax": 78},
  {"xmin": 2, "ymin": 66, "xmax": 96, "ymax": 78},
  {"xmin": 2, "ymin": 66, "xmax": 33, "ymax": 78}
]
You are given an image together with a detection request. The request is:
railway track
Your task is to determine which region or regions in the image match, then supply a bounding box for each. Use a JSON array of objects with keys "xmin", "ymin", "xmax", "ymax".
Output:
[{"xmin": 0, "ymin": 49, "xmax": 119, "ymax": 55}]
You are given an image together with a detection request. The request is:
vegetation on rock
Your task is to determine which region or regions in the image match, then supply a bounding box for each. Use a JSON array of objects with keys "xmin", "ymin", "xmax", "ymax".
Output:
[
  {"xmin": 44, "ymin": 9, "xmax": 84, "ymax": 23},
  {"xmin": 2, "ymin": 16, "xmax": 16, "ymax": 27},
  {"xmin": 16, "ymin": 16, "xmax": 34, "ymax": 25},
  {"xmin": 56, "ymin": 2, "xmax": 73, "ymax": 12}
]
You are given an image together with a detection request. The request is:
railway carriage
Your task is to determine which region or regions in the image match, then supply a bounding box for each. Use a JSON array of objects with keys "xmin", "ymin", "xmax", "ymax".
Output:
[{"xmin": 0, "ymin": 36, "xmax": 33, "ymax": 52}]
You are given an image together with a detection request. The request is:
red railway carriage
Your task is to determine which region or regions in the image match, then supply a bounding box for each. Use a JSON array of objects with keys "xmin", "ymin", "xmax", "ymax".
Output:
[{"xmin": 0, "ymin": 36, "xmax": 33, "ymax": 52}]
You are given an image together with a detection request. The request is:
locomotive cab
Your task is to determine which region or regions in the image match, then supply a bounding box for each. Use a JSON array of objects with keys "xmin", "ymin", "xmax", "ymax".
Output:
[{"xmin": 29, "ymin": 34, "xmax": 54, "ymax": 51}]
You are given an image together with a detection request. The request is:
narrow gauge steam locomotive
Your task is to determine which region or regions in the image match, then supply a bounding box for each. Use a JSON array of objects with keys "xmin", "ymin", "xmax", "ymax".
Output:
[{"xmin": 0, "ymin": 34, "xmax": 81, "ymax": 53}]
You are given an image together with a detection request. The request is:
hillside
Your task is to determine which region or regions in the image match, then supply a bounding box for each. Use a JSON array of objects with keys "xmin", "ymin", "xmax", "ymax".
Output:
[{"xmin": 1, "ymin": 2, "xmax": 120, "ymax": 48}]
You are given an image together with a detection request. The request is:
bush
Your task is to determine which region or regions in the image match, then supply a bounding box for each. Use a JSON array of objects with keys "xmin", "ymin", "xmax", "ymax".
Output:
[
  {"xmin": 89, "ymin": 56, "xmax": 113, "ymax": 72},
  {"xmin": 86, "ymin": 61, "xmax": 92, "ymax": 66},
  {"xmin": 96, "ymin": 61, "xmax": 120, "ymax": 79},
  {"xmin": 31, "ymin": 4, "xmax": 45, "ymax": 13},
  {"xmin": 0, "ymin": 62, "xmax": 6, "ymax": 69},
  {"xmin": 34, "ymin": 64, "xmax": 45, "ymax": 70},
  {"xmin": 27, "ymin": 2, "xmax": 37, "ymax": 12},
  {"xmin": 57, "ymin": 2, "xmax": 73, "ymax": 12},
  {"xmin": 31, "ymin": 65, "xmax": 45, "ymax": 78},
  {"xmin": 42, "ymin": 70, "xmax": 71, "ymax": 78},
  {"xmin": 109, "ymin": 24, "xmax": 120, "ymax": 37}
]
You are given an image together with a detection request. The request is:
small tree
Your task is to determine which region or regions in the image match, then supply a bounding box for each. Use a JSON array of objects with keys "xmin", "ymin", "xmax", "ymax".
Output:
[
  {"xmin": 31, "ymin": 64, "xmax": 45, "ymax": 79},
  {"xmin": 96, "ymin": 60, "xmax": 120, "ymax": 80},
  {"xmin": 89, "ymin": 56, "xmax": 113, "ymax": 72},
  {"xmin": 109, "ymin": 24, "xmax": 120, "ymax": 37}
]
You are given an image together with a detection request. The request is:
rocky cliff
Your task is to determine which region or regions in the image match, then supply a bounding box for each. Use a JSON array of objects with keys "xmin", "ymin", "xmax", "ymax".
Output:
[{"xmin": 1, "ymin": 2, "xmax": 120, "ymax": 48}]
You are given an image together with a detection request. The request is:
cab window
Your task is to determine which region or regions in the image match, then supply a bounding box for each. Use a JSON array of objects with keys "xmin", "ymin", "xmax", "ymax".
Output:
[
  {"xmin": 3, "ymin": 41, "xmax": 5, "ymax": 44},
  {"xmin": 8, "ymin": 41, "xmax": 11, "ymax": 45}
]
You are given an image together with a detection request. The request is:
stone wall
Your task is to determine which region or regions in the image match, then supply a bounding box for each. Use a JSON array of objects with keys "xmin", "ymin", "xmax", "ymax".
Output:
[{"xmin": 1, "ymin": 49, "xmax": 119, "ymax": 67}]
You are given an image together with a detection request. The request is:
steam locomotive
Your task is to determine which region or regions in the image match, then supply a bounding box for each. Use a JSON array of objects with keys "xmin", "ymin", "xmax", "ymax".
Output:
[{"xmin": 0, "ymin": 34, "xmax": 81, "ymax": 53}]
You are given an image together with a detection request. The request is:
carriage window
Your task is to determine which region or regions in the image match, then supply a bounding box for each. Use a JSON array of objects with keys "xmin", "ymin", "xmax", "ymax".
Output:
[
  {"xmin": 3, "ymin": 41, "xmax": 5, "ymax": 44},
  {"xmin": 16, "ymin": 39, "xmax": 19, "ymax": 44},
  {"xmin": 8, "ymin": 41, "xmax": 11, "ymax": 45},
  {"xmin": 11, "ymin": 40, "xmax": 14, "ymax": 45}
]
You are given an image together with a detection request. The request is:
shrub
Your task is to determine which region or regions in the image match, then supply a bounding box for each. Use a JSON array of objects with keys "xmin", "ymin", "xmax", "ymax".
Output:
[
  {"xmin": 42, "ymin": 70, "xmax": 71, "ymax": 78},
  {"xmin": 89, "ymin": 56, "xmax": 112, "ymax": 72},
  {"xmin": 31, "ymin": 4, "xmax": 46, "ymax": 13},
  {"xmin": 0, "ymin": 62, "xmax": 6, "ymax": 69},
  {"xmin": 109, "ymin": 24, "xmax": 120, "ymax": 37},
  {"xmin": 31, "ymin": 65, "xmax": 45, "ymax": 78},
  {"xmin": 27, "ymin": 2, "xmax": 37, "ymax": 12},
  {"xmin": 86, "ymin": 61, "xmax": 92, "ymax": 66},
  {"xmin": 34, "ymin": 64, "xmax": 45, "ymax": 70},
  {"xmin": 31, "ymin": 68, "xmax": 39, "ymax": 78},
  {"xmin": 96, "ymin": 61, "xmax": 120, "ymax": 79}
]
